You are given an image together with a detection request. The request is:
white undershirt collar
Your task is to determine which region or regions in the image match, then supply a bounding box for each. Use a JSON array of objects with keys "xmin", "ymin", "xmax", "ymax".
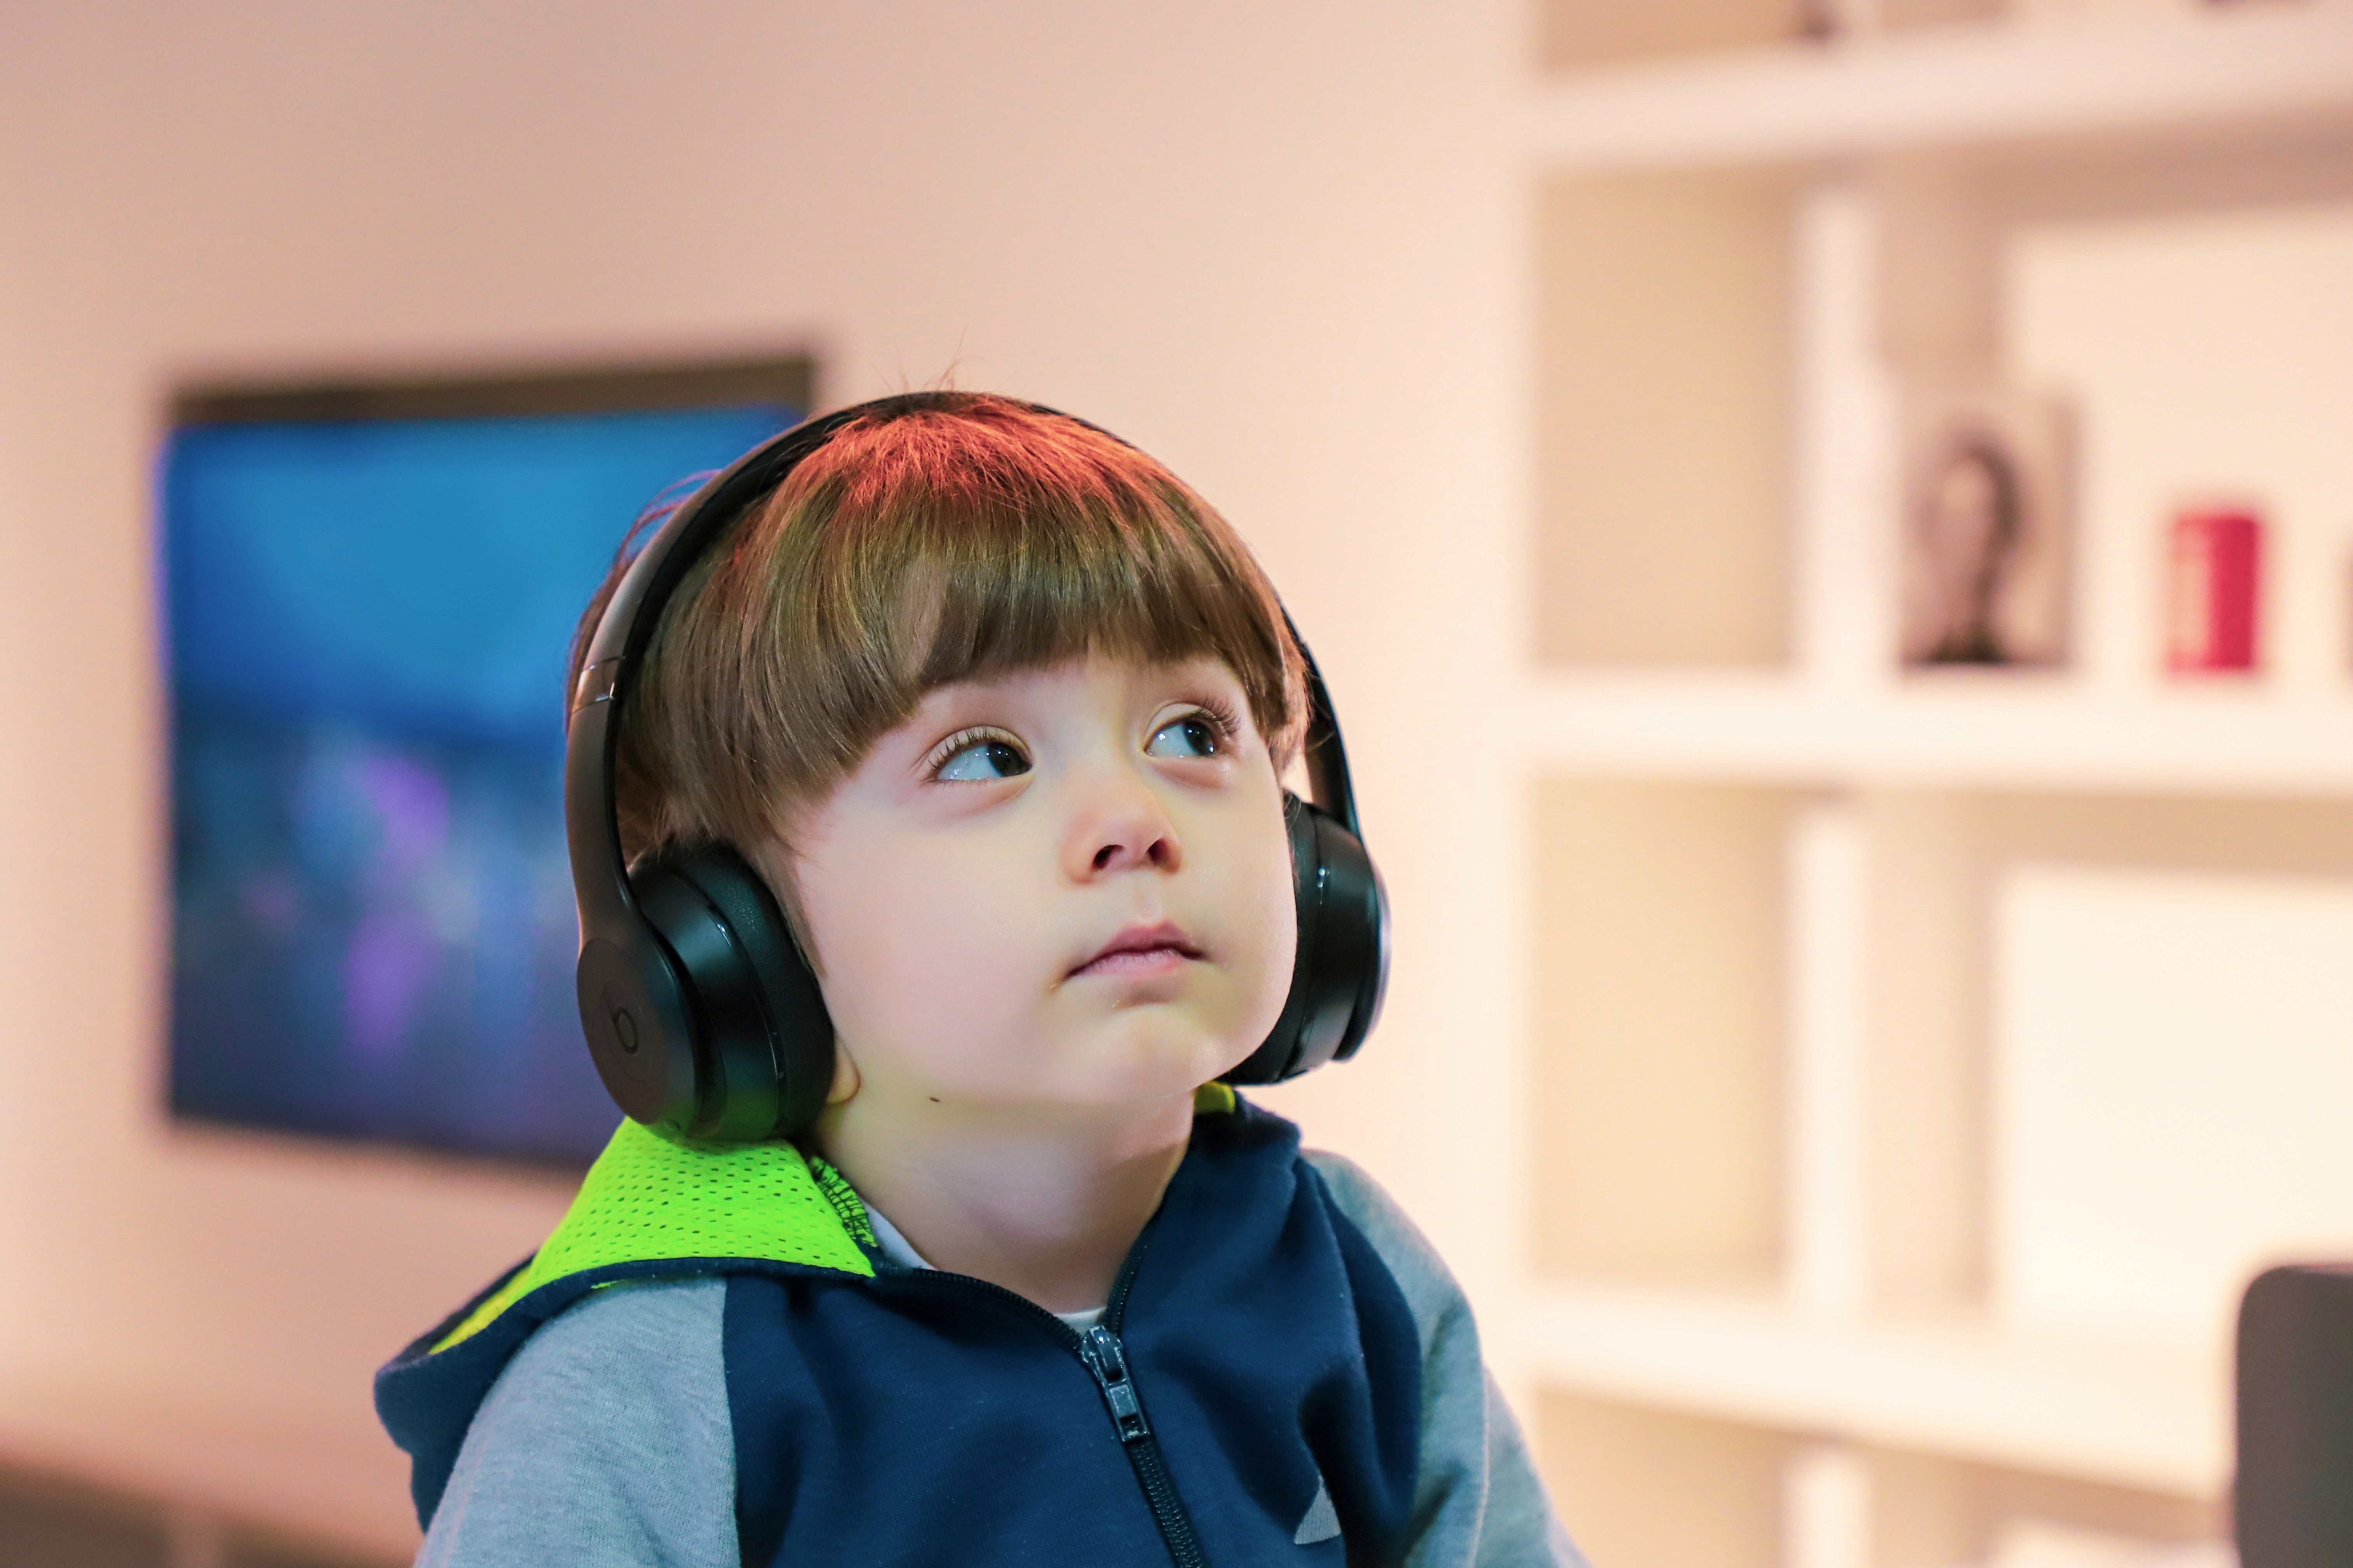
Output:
[{"xmin": 862, "ymin": 1201, "xmax": 1107, "ymax": 1332}]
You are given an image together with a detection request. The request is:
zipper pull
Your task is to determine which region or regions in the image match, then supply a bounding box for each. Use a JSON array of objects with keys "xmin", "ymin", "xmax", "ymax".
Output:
[{"xmin": 1078, "ymin": 1325, "xmax": 1151, "ymax": 1443}]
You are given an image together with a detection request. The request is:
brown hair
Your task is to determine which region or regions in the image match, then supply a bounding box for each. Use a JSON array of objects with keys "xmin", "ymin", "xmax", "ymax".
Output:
[{"xmin": 570, "ymin": 391, "xmax": 1307, "ymax": 896}]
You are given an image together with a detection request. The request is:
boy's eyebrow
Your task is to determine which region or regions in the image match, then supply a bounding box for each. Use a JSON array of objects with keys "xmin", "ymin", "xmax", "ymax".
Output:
[{"xmin": 901, "ymin": 657, "xmax": 1247, "ymax": 719}]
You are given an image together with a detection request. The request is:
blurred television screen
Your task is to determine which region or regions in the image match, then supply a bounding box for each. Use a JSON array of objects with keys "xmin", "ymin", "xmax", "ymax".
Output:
[{"xmin": 162, "ymin": 365, "xmax": 806, "ymax": 1164}]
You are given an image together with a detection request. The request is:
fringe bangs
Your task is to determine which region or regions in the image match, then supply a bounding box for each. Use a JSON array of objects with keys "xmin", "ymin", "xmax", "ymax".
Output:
[{"xmin": 589, "ymin": 393, "xmax": 1305, "ymax": 869}]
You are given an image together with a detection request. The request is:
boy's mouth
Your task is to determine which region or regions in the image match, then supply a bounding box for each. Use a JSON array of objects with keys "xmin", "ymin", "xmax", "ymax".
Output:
[{"xmin": 1068, "ymin": 920, "xmax": 1204, "ymax": 980}]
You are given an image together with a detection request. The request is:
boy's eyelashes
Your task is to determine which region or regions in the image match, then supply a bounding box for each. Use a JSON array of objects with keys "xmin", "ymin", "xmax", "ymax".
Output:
[
  {"xmin": 920, "ymin": 702, "xmax": 1245, "ymax": 785},
  {"xmin": 928, "ymin": 727, "xmax": 1030, "ymax": 782},
  {"xmin": 1145, "ymin": 698, "xmax": 1242, "ymax": 761}
]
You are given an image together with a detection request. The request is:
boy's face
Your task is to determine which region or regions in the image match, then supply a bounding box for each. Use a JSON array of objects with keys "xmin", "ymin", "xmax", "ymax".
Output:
[{"xmin": 787, "ymin": 655, "xmax": 1297, "ymax": 1121}]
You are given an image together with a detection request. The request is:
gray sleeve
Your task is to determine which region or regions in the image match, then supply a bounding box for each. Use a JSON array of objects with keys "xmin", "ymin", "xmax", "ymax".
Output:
[
  {"xmin": 1306, "ymin": 1151, "xmax": 1587, "ymax": 1568},
  {"xmin": 416, "ymin": 1277, "xmax": 736, "ymax": 1568}
]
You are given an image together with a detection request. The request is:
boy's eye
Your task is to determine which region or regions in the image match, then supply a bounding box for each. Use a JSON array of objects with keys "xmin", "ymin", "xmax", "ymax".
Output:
[
  {"xmin": 1145, "ymin": 714, "xmax": 1224, "ymax": 761},
  {"xmin": 932, "ymin": 734, "xmax": 1031, "ymax": 782}
]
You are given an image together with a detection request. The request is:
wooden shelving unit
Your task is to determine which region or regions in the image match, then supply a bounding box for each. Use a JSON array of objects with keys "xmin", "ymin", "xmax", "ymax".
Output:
[
  {"xmin": 1524, "ymin": 1284, "xmax": 2224, "ymax": 1499},
  {"xmin": 1527, "ymin": 3, "xmax": 2353, "ymax": 171},
  {"xmin": 1515, "ymin": 5, "xmax": 2353, "ymax": 1565},
  {"xmin": 1521, "ymin": 676, "xmax": 2353, "ymax": 798}
]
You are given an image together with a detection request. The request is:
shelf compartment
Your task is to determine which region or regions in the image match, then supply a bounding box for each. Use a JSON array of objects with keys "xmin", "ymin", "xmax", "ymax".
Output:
[
  {"xmin": 1993, "ymin": 860, "xmax": 2353, "ymax": 1351},
  {"xmin": 1535, "ymin": 1390, "xmax": 1795, "ymax": 1568},
  {"xmin": 1528, "ymin": 3, "xmax": 2353, "ymax": 171},
  {"xmin": 1531, "ymin": 779, "xmax": 1795, "ymax": 1288},
  {"xmin": 1533, "ymin": 169, "xmax": 1797, "ymax": 670},
  {"xmin": 1522, "ymin": 674, "xmax": 2353, "ymax": 796},
  {"xmin": 1523, "ymin": 1283, "xmax": 2226, "ymax": 1499}
]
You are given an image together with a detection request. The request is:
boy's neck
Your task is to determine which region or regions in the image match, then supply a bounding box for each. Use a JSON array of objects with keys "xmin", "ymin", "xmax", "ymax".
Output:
[{"xmin": 812, "ymin": 1091, "xmax": 1198, "ymax": 1315}]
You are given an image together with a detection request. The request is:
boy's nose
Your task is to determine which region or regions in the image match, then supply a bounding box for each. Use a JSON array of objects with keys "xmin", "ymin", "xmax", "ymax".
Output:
[{"xmin": 1065, "ymin": 776, "xmax": 1183, "ymax": 881}]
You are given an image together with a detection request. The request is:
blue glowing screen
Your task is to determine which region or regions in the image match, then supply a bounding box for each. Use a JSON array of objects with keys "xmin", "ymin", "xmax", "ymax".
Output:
[{"xmin": 164, "ymin": 403, "xmax": 796, "ymax": 1163}]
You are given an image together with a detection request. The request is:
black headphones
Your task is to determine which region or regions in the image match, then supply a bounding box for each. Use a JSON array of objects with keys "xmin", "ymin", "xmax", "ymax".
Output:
[{"xmin": 566, "ymin": 396, "xmax": 1388, "ymax": 1143}]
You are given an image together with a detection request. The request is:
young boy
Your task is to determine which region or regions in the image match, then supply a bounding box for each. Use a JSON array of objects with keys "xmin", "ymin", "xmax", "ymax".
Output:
[{"xmin": 376, "ymin": 393, "xmax": 1579, "ymax": 1566}]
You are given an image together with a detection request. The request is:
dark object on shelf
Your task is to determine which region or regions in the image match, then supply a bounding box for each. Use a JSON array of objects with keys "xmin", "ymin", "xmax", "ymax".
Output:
[
  {"xmin": 2165, "ymin": 506, "xmax": 2263, "ymax": 674},
  {"xmin": 1796, "ymin": 0, "xmax": 1844, "ymax": 40},
  {"xmin": 2236, "ymin": 1263, "xmax": 2353, "ymax": 1568},
  {"xmin": 1898, "ymin": 386, "xmax": 2073, "ymax": 671}
]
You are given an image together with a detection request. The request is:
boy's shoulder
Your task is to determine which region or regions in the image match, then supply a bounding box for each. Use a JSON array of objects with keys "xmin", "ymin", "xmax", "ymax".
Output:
[
  {"xmin": 1298, "ymin": 1147, "xmax": 1467, "ymax": 1357},
  {"xmin": 411, "ymin": 1275, "xmax": 736, "ymax": 1565}
]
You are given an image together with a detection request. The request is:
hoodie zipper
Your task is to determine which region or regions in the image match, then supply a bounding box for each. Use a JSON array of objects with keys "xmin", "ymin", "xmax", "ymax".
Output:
[
  {"xmin": 893, "ymin": 1242, "xmax": 1210, "ymax": 1568},
  {"xmin": 1074, "ymin": 1321, "xmax": 1209, "ymax": 1568}
]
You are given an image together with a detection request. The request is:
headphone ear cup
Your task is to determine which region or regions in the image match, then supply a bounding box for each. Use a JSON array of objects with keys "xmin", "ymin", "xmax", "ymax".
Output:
[
  {"xmin": 1316, "ymin": 807, "xmax": 1389, "ymax": 1066},
  {"xmin": 629, "ymin": 845, "xmax": 836, "ymax": 1143},
  {"xmin": 577, "ymin": 927, "xmax": 700, "ymax": 1139},
  {"xmin": 1224, "ymin": 793, "xmax": 1390, "ymax": 1086}
]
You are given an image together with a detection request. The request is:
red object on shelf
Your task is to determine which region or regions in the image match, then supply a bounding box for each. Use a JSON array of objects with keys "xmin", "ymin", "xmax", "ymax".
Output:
[{"xmin": 2166, "ymin": 507, "xmax": 2263, "ymax": 674}]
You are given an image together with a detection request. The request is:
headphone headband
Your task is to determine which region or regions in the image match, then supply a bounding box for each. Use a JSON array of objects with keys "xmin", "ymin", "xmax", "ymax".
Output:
[{"xmin": 1283, "ymin": 612, "xmax": 1358, "ymax": 840}]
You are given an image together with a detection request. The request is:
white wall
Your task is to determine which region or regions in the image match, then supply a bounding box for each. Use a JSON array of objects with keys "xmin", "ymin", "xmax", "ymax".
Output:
[{"xmin": 0, "ymin": 0, "xmax": 1526, "ymax": 1545}]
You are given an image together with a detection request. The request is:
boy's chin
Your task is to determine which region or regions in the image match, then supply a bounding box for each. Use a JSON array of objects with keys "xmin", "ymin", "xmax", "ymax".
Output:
[{"xmin": 1034, "ymin": 1022, "xmax": 1257, "ymax": 1110}]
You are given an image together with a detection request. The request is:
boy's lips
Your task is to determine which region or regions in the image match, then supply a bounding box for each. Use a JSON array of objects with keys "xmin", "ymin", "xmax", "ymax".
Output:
[{"xmin": 1068, "ymin": 919, "xmax": 1204, "ymax": 980}]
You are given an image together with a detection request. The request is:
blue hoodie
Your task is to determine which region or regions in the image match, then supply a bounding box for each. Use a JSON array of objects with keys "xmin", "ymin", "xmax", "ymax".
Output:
[{"xmin": 376, "ymin": 1092, "xmax": 1580, "ymax": 1566}]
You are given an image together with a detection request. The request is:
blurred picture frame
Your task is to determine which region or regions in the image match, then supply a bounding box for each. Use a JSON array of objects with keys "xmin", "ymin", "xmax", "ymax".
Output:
[
  {"xmin": 164, "ymin": 354, "xmax": 815, "ymax": 1166},
  {"xmin": 1897, "ymin": 384, "xmax": 2075, "ymax": 672}
]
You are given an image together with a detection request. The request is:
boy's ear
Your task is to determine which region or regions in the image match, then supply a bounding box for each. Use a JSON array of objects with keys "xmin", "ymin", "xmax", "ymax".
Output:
[{"xmin": 825, "ymin": 1047, "xmax": 861, "ymax": 1106}]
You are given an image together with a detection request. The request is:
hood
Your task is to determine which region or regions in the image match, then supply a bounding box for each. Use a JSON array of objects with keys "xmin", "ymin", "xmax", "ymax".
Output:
[{"xmin": 374, "ymin": 1118, "xmax": 879, "ymax": 1524}]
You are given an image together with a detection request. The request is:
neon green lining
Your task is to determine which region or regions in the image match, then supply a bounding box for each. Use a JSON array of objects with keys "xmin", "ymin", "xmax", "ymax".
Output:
[
  {"xmin": 432, "ymin": 1120, "xmax": 874, "ymax": 1353},
  {"xmin": 804, "ymin": 1154, "xmax": 877, "ymax": 1248},
  {"xmin": 1194, "ymin": 1081, "xmax": 1237, "ymax": 1115},
  {"xmin": 431, "ymin": 1084, "xmax": 1238, "ymax": 1355}
]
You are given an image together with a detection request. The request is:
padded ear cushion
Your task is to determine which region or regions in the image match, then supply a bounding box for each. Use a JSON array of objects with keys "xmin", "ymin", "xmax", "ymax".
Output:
[
  {"xmin": 629, "ymin": 844, "xmax": 836, "ymax": 1142},
  {"xmin": 1224, "ymin": 793, "xmax": 1391, "ymax": 1085}
]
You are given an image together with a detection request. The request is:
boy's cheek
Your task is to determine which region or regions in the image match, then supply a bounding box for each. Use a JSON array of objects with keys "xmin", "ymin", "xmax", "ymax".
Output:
[{"xmin": 808, "ymin": 853, "xmax": 1048, "ymax": 1050}]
